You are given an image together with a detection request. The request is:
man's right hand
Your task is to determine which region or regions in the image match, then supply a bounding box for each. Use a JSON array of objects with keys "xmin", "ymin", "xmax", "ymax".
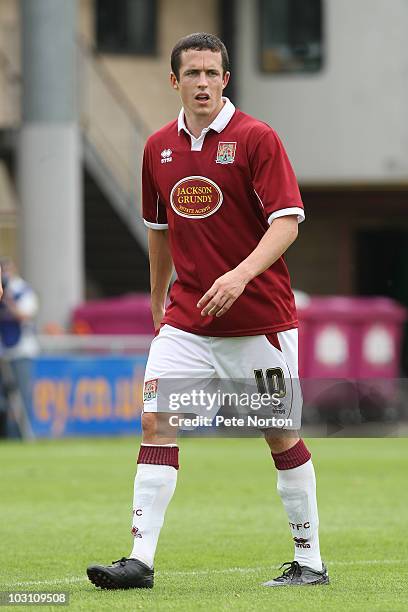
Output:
[{"xmin": 152, "ymin": 306, "xmax": 165, "ymax": 333}]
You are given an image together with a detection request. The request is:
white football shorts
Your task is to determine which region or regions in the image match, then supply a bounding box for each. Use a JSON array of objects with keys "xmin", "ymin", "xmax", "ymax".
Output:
[{"xmin": 143, "ymin": 324, "xmax": 302, "ymax": 430}]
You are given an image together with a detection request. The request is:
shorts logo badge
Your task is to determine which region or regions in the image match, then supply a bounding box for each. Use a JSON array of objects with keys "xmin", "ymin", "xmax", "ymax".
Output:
[
  {"xmin": 216, "ymin": 141, "xmax": 237, "ymax": 164},
  {"xmin": 144, "ymin": 378, "xmax": 158, "ymax": 401}
]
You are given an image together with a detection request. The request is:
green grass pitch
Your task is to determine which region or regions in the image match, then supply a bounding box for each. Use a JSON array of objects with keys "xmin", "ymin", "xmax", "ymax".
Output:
[{"xmin": 1, "ymin": 436, "xmax": 407, "ymax": 611}]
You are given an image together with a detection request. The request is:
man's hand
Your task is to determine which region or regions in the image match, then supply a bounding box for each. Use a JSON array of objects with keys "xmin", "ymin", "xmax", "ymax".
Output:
[
  {"xmin": 196, "ymin": 217, "xmax": 299, "ymax": 319},
  {"xmin": 197, "ymin": 268, "xmax": 250, "ymax": 318},
  {"xmin": 152, "ymin": 305, "xmax": 165, "ymax": 332}
]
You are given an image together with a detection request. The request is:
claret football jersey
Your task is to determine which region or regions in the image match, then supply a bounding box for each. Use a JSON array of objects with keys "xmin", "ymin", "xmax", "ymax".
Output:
[{"xmin": 142, "ymin": 97, "xmax": 304, "ymax": 337}]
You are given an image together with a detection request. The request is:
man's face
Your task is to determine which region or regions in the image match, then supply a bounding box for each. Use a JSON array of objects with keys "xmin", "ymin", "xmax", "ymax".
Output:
[{"xmin": 171, "ymin": 49, "xmax": 230, "ymax": 121}]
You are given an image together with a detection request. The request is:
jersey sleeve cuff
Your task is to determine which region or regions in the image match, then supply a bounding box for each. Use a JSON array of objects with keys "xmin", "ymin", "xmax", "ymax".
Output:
[
  {"xmin": 144, "ymin": 219, "xmax": 169, "ymax": 230},
  {"xmin": 267, "ymin": 207, "xmax": 305, "ymax": 225}
]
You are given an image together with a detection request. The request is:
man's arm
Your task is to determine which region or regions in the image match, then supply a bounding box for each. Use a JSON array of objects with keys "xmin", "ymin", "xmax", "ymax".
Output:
[
  {"xmin": 2, "ymin": 288, "xmax": 39, "ymax": 322},
  {"xmin": 197, "ymin": 216, "xmax": 298, "ymax": 317},
  {"xmin": 148, "ymin": 228, "xmax": 174, "ymax": 330}
]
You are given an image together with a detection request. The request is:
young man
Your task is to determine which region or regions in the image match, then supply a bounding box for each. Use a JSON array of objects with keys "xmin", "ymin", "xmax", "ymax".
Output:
[{"xmin": 87, "ymin": 33, "xmax": 328, "ymax": 589}]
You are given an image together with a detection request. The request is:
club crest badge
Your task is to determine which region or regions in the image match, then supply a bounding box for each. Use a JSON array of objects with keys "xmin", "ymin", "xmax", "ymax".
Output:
[
  {"xmin": 215, "ymin": 141, "xmax": 237, "ymax": 164},
  {"xmin": 143, "ymin": 378, "xmax": 158, "ymax": 402}
]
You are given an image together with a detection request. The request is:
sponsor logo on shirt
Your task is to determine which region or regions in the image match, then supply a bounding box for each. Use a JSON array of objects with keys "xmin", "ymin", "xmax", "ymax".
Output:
[
  {"xmin": 143, "ymin": 378, "xmax": 158, "ymax": 401},
  {"xmin": 161, "ymin": 148, "xmax": 173, "ymax": 163},
  {"xmin": 170, "ymin": 176, "xmax": 223, "ymax": 219},
  {"xmin": 216, "ymin": 141, "xmax": 237, "ymax": 164}
]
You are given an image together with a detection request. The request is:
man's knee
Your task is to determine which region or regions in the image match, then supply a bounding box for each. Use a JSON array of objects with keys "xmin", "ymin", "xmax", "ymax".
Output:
[
  {"xmin": 264, "ymin": 431, "xmax": 299, "ymax": 454},
  {"xmin": 141, "ymin": 412, "xmax": 177, "ymax": 444},
  {"xmin": 141, "ymin": 412, "xmax": 158, "ymax": 439}
]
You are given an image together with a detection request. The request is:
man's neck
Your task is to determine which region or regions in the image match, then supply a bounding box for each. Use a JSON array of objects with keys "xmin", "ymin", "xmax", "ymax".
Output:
[{"xmin": 184, "ymin": 99, "xmax": 225, "ymax": 138}]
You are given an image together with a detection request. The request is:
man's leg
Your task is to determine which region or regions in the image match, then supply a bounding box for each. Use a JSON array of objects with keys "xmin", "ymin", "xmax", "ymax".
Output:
[
  {"xmin": 129, "ymin": 412, "xmax": 178, "ymax": 568},
  {"xmin": 265, "ymin": 435, "xmax": 321, "ymax": 569},
  {"xmin": 87, "ymin": 412, "xmax": 178, "ymax": 590},
  {"xmin": 262, "ymin": 434, "xmax": 328, "ymax": 586},
  {"xmin": 212, "ymin": 331, "xmax": 327, "ymax": 586},
  {"xmin": 87, "ymin": 324, "xmax": 214, "ymax": 589},
  {"xmin": 0, "ymin": 369, "xmax": 8, "ymax": 438}
]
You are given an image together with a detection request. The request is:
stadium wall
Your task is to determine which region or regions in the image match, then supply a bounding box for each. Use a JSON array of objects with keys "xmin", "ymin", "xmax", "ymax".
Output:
[
  {"xmin": 79, "ymin": 0, "xmax": 219, "ymax": 133},
  {"xmin": 236, "ymin": 0, "xmax": 408, "ymax": 184}
]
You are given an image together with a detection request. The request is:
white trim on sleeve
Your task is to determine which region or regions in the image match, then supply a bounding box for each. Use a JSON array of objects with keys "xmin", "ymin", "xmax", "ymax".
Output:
[
  {"xmin": 268, "ymin": 207, "xmax": 305, "ymax": 224},
  {"xmin": 144, "ymin": 219, "xmax": 169, "ymax": 230}
]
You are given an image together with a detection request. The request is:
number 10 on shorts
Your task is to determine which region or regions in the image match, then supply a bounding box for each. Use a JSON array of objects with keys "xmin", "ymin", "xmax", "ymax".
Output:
[{"xmin": 254, "ymin": 368, "xmax": 286, "ymax": 398}]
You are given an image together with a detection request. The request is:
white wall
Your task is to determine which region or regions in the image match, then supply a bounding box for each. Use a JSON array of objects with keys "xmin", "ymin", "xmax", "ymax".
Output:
[{"xmin": 236, "ymin": 0, "xmax": 408, "ymax": 183}]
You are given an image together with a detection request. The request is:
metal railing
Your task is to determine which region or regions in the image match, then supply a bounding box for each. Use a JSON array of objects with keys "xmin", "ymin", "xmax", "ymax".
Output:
[
  {"xmin": 77, "ymin": 38, "xmax": 149, "ymax": 248},
  {"xmin": 38, "ymin": 333, "xmax": 152, "ymax": 354},
  {"xmin": 0, "ymin": 28, "xmax": 149, "ymax": 249}
]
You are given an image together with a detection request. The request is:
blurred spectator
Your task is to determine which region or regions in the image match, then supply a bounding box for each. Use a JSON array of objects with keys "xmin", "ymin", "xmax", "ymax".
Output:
[
  {"xmin": 293, "ymin": 289, "xmax": 311, "ymax": 310},
  {"xmin": 0, "ymin": 257, "xmax": 39, "ymax": 437}
]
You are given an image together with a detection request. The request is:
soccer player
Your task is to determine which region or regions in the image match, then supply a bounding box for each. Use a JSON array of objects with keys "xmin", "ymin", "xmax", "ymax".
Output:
[{"xmin": 87, "ymin": 32, "xmax": 328, "ymax": 589}]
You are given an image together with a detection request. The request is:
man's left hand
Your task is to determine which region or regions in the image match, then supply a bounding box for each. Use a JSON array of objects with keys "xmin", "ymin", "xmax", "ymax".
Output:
[{"xmin": 197, "ymin": 269, "xmax": 248, "ymax": 318}]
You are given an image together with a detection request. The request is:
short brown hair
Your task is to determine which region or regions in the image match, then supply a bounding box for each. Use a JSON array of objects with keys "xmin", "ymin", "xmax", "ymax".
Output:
[{"xmin": 171, "ymin": 32, "xmax": 230, "ymax": 80}]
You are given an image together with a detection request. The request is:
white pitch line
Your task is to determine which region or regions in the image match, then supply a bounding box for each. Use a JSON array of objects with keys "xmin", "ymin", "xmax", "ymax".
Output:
[
  {"xmin": 3, "ymin": 559, "xmax": 407, "ymax": 588},
  {"xmin": 2, "ymin": 576, "xmax": 87, "ymax": 588}
]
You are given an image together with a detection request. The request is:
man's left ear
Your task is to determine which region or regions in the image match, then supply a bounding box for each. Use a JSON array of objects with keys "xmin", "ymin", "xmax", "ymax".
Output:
[
  {"xmin": 222, "ymin": 71, "xmax": 231, "ymax": 89},
  {"xmin": 170, "ymin": 72, "xmax": 179, "ymax": 90}
]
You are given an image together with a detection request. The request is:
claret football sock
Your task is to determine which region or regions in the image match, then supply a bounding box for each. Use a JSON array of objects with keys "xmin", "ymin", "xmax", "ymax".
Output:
[
  {"xmin": 272, "ymin": 440, "xmax": 322, "ymax": 572},
  {"xmin": 129, "ymin": 444, "xmax": 178, "ymax": 568}
]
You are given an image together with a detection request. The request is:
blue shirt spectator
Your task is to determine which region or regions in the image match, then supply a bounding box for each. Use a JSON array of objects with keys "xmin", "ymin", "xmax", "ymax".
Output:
[{"xmin": 0, "ymin": 258, "xmax": 39, "ymax": 438}]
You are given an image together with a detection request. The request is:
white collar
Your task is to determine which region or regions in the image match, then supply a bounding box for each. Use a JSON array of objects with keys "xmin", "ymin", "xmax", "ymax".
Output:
[{"xmin": 177, "ymin": 97, "xmax": 236, "ymax": 137}]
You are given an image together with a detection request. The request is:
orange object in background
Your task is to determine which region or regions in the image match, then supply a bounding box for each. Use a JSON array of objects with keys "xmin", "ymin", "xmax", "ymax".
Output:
[
  {"xmin": 42, "ymin": 322, "xmax": 65, "ymax": 336},
  {"xmin": 71, "ymin": 319, "xmax": 92, "ymax": 335}
]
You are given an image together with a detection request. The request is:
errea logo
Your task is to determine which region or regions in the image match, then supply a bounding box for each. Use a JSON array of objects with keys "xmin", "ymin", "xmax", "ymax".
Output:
[{"xmin": 161, "ymin": 148, "xmax": 173, "ymax": 164}]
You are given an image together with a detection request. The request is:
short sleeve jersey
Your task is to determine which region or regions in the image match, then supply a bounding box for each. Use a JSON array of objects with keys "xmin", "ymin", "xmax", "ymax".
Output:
[{"xmin": 142, "ymin": 98, "xmax": 304, "ymax": 337}]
